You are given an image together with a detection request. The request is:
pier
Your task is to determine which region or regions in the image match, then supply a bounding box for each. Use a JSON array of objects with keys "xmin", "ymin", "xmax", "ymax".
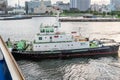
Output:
[
  {"xmin": 59, "ymin": 18, "xmax": 120, "ymax": 22},
  {"xmin": 0, "ymin": 36, "xmax": 25, "ymax": 80}
]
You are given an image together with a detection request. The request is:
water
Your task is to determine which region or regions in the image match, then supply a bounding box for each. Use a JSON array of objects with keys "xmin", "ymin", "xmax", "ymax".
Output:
[
  {"xmin": 17, "ymin": 58, "xmax": 120, "ymax": 80},
  {"xmin": 1, "ymin": 17, "xmax": 120, "ymax": 80}
]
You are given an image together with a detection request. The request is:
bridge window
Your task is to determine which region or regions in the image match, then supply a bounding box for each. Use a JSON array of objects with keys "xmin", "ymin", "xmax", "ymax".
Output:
[
  {"xmin": 46, "ymin": 29, "xmax": 49, "ymax": 33},
  {"xmin": 40, "ymin": 29, "xmax": 45, "ymax": 33},
  {"xmin": 39, "ymin": 37, "xmax": 42, "ymax": 40},
  {"xmin": 50, "ymin": 29, "xmax": 54, "ymax": 32}
]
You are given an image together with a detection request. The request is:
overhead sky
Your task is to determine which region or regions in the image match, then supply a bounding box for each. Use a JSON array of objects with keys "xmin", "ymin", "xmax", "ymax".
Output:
[{"xmin": 8, "ymin": 0, "xmax": 110, "ymax": 6}]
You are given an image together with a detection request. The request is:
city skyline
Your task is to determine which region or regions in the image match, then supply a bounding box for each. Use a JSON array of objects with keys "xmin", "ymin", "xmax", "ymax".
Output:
[
  {"xmin": 8, "ymin": 0, "xmax": 110, "ymax": 6},
  {"xmin": 8, "ymin": 0, "xmax": 69, "ymax": 6}
]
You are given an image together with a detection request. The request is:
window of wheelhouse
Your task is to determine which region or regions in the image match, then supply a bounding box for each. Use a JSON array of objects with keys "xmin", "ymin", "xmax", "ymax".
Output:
[
  {"xmin": 50, "ymin": 28, "xmax": 54, "ymax": 33},
  {"xmin": 40, "ymin": 29, "xmax": 45, "ymax": 33},
  {"xmin": 46, "ymin": 29, "xmax": 49, "ymax": 33},
  {"xmin": 39, "ymin": 37, "xmax": 42, "ymax": 40},
  {"xmin": 46, "ymin": 28, "xmax": 54, "ymax": 33}
]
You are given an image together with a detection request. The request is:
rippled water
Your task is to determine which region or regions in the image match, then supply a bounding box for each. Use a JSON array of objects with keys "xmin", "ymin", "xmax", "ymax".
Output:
[
  {"xmin": 17, "ymin": 57, "xmax": 120, "ymax": 80},
  {"xmin": 1, "ymin": 17, "xmax": 120, "ymax": 80}
]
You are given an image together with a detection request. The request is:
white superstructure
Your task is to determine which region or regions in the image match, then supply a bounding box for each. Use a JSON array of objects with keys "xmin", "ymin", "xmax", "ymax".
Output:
[{"xmin": 33, "ymin": 24, "xmax": 90, "ymax": 51}]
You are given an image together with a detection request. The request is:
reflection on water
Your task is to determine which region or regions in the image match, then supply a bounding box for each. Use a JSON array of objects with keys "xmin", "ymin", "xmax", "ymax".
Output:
[{"xmin": 0, "ymin": 17, "xmax": 120, "ymax": 80}]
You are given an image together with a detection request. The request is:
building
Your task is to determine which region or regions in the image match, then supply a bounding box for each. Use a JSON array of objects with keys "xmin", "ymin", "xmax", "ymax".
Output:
[
  {"xmin": 100, "ymin": 4, "xmax": 112, "ymax": 13},
  {"xmin": 90, "ymin": 4, "xmax": 101, "ymax": 12},
  {"xmin": 90, "ymin": 4, "xmax": 112, "ymax": 13},
  {"xmin": 110, "ymin": 0, "xmax": 120, "ymax": 11},
  {"xmin": 25, "ymin": 0, "xmax": 40, "ymax": 14},
  {"xmin": 34, "ymin": 0, "xmax": 62, "ymax": 14},
  {"xmin": 34, "ymin": 0, "xmax": 46, "ymax": 14},
  {"xmin": 55, "ymin": 1, "xmax": 70, "ymax": 10},
  {"xmin": 25, "ymin": 0, "xmax": 51, "ymax": 14},
  {"xmin": 70, "ymin": 0, "xmax": 77, "ymax": 10},
  {"xmin": 70, "ymin": 0, "xmax": 91, "ymax": 11},
  {"xmin": 0, "ymin": 0, "xmax": 7, "ymax": 14},
  {"xmin": 8, "ymin": 8, "xmax": 25, "ymax": 14}
]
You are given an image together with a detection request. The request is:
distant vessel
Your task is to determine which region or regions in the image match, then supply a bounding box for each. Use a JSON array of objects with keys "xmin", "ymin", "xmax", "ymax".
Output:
[{"xmin": 8, "ymin": 12, "xmax": 119, "ymax": 60}]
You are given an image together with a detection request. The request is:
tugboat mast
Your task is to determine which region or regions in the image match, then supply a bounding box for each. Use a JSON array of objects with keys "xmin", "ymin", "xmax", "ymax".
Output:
[{"xmin": 55, "ymin": 11, "xmax": 61, "ymax": 32}]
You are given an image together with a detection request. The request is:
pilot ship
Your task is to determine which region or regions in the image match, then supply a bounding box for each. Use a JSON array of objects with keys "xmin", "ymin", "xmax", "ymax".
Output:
[{"xmin": 8, "ymin": 12, "xmax": 119, "ymax": 60}]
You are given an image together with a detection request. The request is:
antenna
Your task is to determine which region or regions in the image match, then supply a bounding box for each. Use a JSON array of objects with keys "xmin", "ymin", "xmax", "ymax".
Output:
[
  {"xmin": 55, "ymin": 11, "xmax": 61, "ymax": 32},
  {"xmin": 57, "ymin": 11, "xmax": 60, "ymax": 27}
]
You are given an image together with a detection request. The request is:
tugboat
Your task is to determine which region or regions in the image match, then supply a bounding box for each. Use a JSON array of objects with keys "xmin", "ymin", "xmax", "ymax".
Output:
[{"xmin": 9, "ymin": 12, "xmax": 119, "ymax": 60}]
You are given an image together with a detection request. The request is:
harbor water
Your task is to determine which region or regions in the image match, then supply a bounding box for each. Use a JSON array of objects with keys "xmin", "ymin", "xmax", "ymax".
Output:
[{"xmin": 1, "ymin": 17, "xmax": 120, "ymax": 80}]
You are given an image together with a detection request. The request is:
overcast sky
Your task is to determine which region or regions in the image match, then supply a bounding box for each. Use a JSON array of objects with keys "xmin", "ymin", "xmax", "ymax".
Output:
[{"xmin": 8, "ymin": 0, "xmax": 110, "ymax": 6}]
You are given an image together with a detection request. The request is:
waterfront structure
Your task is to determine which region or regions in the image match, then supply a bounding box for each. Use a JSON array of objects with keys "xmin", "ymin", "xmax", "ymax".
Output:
[
  {"xmin": 25, "ymin": 0, "xmax": 40, "ymax": 14},
  {"xmin": 34, "ymin": 0, "xmax": 46, "ymax": 14},
  {"xmin": 55, "ymin": 1, "xmax": 70, "ymax": 10},
  {"xmin": 100, "ymin": 4, "xmax": 111, "ymax": 13},
  {"xmin": 110, "ymin": 0, "xmax": 120, "ymax": 11},
  {"xmin": 90, "ymin": 4, "xmax": 101, "ymax": 12},
  {"xmin": 0, "ymin": 0, "xmax": 7, "ymax": 14},
  {"xmin": 25, "ymin": 0, "xmax": 51, "ymax": 14},
  {"xmin": 8, "ymin": 8, "xmax": 25, "ymax": 14},
  {"xmin": 34, "ymin": 0, "xmax": 62, "ymax": 14},
  {"xmin": 90, "ymin": 4, "xmax": 112, "ymax": 13},
  {"xmin": 70, "ymin": 0, "xmax": 91, "ymax": 11}
]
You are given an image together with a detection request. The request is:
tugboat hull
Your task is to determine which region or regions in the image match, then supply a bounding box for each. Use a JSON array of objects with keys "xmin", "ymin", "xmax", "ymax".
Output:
[{"xmin": 12, "ymin": 45, "xmax": 119, "ymax": 60}]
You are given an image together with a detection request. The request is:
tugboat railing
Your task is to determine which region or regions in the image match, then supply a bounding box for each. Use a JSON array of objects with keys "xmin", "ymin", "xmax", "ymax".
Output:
[{"xmin": 0, "ymin": 36, "xmax": 25, "ymax": 80}]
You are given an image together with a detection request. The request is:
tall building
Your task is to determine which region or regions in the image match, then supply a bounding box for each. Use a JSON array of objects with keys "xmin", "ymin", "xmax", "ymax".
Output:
[
  {"xmin": 70, "ymin": 0, "xmax": 91, "ymax": 11},
  {"xmin": 110, "ymin": 0, "xmax": 120, "ymax": 11},
  {"xmin": 70, "ymin": 0, "xmax": 77, "ymax": 10}
]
